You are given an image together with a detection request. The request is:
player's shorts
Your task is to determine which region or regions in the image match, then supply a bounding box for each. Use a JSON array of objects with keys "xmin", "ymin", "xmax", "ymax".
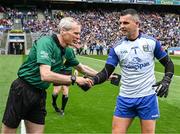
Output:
[
  {"xmin": 114, "ymin": 94, "xmax": 159, "ymax": 120},
  {"xmin": 2, "ymin": 78, "xmax": 47, "ymax": 128}
]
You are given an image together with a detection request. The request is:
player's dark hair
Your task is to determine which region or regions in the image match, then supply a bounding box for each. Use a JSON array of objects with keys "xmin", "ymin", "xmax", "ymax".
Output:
[
  {"xmin": 121, "ymin": 9, "xmax": 138, "ymax": 16},
  {"xmin": 121, "ymin": 8, "xmax": 140, "ymax": 23}
]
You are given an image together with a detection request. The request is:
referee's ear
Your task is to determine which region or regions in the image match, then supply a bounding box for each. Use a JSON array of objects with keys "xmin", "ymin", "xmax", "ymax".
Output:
[{"xmin": 136, "ymin": 21, "xmax": 140, "ymax": 28}]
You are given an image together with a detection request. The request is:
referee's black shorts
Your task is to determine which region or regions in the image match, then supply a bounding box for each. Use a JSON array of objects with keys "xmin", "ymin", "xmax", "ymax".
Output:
[{"xmin": 2, "ymin": 78, "xmax": 47, "ymax": 128}]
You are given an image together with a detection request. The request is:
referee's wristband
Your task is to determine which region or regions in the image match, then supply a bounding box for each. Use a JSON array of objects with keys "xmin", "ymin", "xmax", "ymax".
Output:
[{"xmin": 71, "ymin": 75, "xmax": 76, "ymax": 85}]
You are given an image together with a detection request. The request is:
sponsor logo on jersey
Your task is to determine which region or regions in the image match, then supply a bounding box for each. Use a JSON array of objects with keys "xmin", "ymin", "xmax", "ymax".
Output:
[
  {"xmin": 122, "ymin": 57, "xmax": 150, "ymax": 70},
  {"xmin": 131, "ymin": 46, "xmax": 139, "ymax": 50},
  {"xmin": 151, "ymin": 114, "xmax": 159, "ymax": 118},
  {"xmin": 40, "ymin": 50, "xmax": 49, "ymax": 59},
  {"xmin": 120, "ymin": 50, "xmax": 128, "ymax": 54}
]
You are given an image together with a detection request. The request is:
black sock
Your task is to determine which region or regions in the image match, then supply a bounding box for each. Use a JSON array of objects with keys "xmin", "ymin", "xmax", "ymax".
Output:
[
  {"xmin": 52, "ymin": 94, "xmax": 58, "ymax": 106},
  {"xmin": 61, "ymin": 95, "xmax": 68, "ymax": 111}
]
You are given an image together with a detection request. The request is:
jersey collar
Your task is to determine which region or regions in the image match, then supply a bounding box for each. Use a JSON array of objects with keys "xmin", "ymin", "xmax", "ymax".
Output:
[
  {"xmin": 52, "ymin": 34, "xmax": 65, "ymax": 56},
  {"xmin": 125, "ymin": 32, "xmax": 142, "ymax": 41}
]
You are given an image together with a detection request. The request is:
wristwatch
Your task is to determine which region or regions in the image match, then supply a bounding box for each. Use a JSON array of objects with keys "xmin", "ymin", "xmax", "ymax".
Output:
[{"xmin": 71, "ymin": 75, "xmax": 76, "ymax": 85}]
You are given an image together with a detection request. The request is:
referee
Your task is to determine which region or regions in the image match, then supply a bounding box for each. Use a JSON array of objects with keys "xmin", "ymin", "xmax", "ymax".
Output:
[{"xmin": 1, "ymin": 17, "xmax": 97, "ymax": 133}]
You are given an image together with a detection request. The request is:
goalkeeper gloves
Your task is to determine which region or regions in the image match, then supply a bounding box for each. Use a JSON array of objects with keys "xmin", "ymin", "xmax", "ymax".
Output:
[
  {"xmin": 152, "ymin": 76, "xmax": 171, "ymax": 98},
  {"xmin": 77, "ymin": 83, "xmax": 91, "ymax": 92}
]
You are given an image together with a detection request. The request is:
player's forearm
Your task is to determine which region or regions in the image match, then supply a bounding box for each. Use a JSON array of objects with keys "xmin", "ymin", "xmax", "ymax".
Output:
[
  {"xmin": 92, "ymin": 64, "xmax": 115, "ymax": 85},
  {"xmin": 159, "ymin": 55, "xmax": 174, "ymax": 78}
]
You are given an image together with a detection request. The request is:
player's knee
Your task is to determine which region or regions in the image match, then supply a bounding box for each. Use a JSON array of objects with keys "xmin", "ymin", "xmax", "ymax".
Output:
[
  {"xmin": 112, "ymin": 127, "xmax": 127, "ymax": 134},
  {"xmin": 62, "ymin": 87, "xmax": 69, "ymax": 95},
  {"xmin": 141, "ymin": 126, "xmax": 155, "ymax": 133},
  {"xmin": 53, "ymin": 87, "xmax": 61, "ymax": 94}
]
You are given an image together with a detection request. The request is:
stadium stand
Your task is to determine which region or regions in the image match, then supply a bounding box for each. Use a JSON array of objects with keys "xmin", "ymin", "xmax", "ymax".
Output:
[{"xmin": 0, "ymin": 2, "xmax": 179, "ymax": 55}]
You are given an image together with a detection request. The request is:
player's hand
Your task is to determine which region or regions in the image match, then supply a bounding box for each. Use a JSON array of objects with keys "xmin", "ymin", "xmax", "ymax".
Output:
[
  {"xmin": 110, "ymin": 73, "xmax": 121, "ymax": 86},
  {"xmin": 76, "ymin": 77, "xmax": 93, "ymax": 92},
  {"xmin": 152, "ymin": 76, "xmax": 171, "ymax": 98}
]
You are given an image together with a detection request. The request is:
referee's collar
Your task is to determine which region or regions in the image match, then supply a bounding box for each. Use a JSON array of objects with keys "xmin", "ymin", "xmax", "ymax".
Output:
[{"xmin": 52, "ymin": 34, "xmax": 65, "ymax": 56}]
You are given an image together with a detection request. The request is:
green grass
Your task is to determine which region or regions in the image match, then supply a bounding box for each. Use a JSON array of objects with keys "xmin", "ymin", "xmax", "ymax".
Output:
[
  {"xmin": 0, "ymin": 55, "xmax": 180, "ymax": 133},
  {"xmin": 0, "ymin": 55, "xmax": 24, "ymax": 132}
]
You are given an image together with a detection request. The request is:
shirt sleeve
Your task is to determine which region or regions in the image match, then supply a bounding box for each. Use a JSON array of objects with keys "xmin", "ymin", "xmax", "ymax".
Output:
[
  {"xmin": 106, "ymin": 47, "xmax": 119, "ymax": 67},
  {"xmin": 154, "ymin": 40, "xmax": 167, "ymax": 60},
  {"xmin": 36, "ymin": 37, "xmax": 53, "ymax": 66}
]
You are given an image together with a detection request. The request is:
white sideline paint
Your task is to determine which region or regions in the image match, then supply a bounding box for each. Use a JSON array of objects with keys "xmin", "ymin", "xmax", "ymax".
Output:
[
  {"xmin": 21, "ymin": 120, "xmax": 26, "ymax": 134},
  {"xmin": 79, "ymin": 56, "xmax": 180, "ymax": 78}
]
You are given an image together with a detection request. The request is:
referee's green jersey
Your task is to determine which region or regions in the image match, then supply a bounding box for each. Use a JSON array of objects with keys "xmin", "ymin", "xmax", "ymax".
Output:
[
  {"xmin": 18, "ymin": 35, "xmax": 79, "ymax": 90},
  {"xmin": 60, "ymin": 47, "xmax": 76, "ymax": 73}
]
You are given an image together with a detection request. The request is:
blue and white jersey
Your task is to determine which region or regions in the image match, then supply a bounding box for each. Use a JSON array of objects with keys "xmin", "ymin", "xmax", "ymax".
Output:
[{"xmin": 106, "ymin": 33, "xmax": 167, "ymax": 98}]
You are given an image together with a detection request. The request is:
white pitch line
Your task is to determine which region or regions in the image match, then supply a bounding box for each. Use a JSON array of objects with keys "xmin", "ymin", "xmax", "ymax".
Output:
[
  {"xmin": 21, "ymin": 120, "xmax": 26, "ymax": 134},
  {"xmin": 79, "ymin": 56, "xmax": 180, "ymax": 78}
]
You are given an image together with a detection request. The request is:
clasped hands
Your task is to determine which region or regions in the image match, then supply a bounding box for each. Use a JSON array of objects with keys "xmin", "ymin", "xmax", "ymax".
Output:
[
  {"xmin": 76, "ymin": 73, "xmax": 121, "ymax": 92},
  {"xmin": 76, "ymin": 76, "xmax": 94, "ymax": 91}
]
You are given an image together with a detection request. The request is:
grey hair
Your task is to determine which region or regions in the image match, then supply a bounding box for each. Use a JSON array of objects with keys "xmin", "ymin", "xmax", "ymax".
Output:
[{"xmin": 58, "ymin": 17, "xmax": 80, "ymax": 31}]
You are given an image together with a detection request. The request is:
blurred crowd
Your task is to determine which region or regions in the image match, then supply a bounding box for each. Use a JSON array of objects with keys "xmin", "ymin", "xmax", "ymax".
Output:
[{"xmin": 0, "ymin": 5, "xmax": 179, "ymax": 54}]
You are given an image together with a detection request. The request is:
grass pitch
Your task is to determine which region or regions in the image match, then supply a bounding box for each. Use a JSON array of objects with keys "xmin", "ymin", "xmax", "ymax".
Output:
[{"xmin": 0, "ymin": 55, "xmax": 180, "ymax": 133}]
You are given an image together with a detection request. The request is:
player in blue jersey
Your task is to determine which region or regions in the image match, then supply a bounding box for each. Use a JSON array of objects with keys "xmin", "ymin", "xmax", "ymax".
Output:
[{"xmin": 79, "ymin": 9, "xmax": 174, "ymax": 133}]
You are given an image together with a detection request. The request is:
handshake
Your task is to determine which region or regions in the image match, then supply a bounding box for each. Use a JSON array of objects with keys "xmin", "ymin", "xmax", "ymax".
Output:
[
  {"xmin": 77, "ymin": 73, "xmax": 121, "ymax": 92},
  {"xmin": 76, "ymin": 76, "xmax": 94, "ymax": 92}
]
